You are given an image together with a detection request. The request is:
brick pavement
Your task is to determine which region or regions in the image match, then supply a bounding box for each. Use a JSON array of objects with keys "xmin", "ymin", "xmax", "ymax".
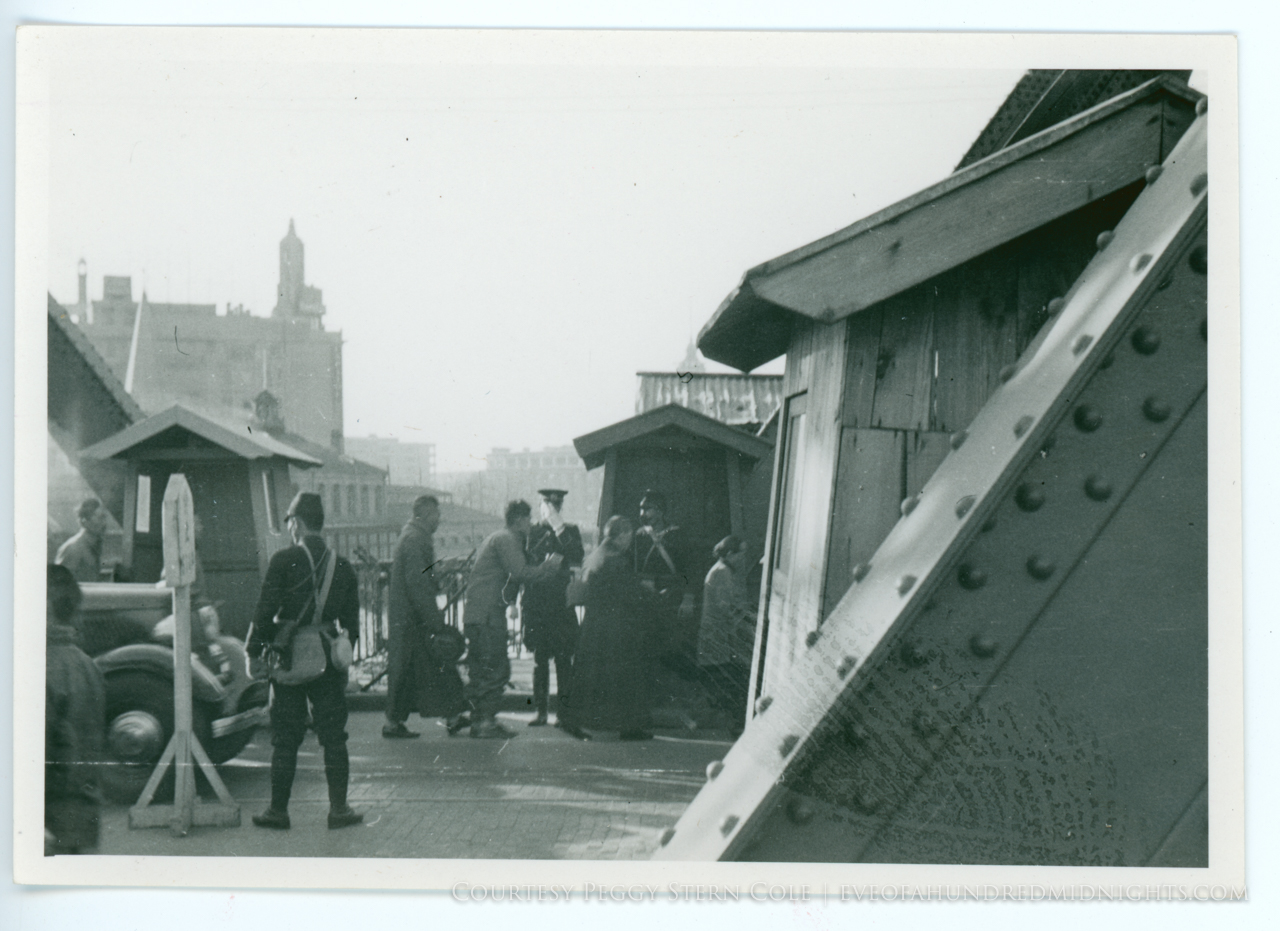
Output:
[{"xmin": 97, "ymin": 709, "xmax": 733, "ymax": 860}]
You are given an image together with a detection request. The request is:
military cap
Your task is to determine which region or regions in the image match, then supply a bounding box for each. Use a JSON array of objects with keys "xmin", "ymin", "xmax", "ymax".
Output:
[
  {"xmin": 639, "ymin": 489, "xmax": 667, "ymax": 511},
  {"xmin": 537, "ymin": 488, "xmax": 569, "ymax": 503},
  {"xmin": 285, "ymin": 491, "xmax": 325, "ymax": 530}
]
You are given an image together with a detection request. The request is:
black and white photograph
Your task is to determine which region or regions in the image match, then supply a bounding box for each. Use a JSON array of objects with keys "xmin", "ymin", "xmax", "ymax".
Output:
[{"xmin": 13, "ymin": 24, "xmax": 1245, "ymax": 900}]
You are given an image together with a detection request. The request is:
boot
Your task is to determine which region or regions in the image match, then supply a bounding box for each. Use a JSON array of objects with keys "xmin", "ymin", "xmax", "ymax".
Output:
[{"xmin": 252, "ymin": 807, "xmax": 291, "ymax": 830}]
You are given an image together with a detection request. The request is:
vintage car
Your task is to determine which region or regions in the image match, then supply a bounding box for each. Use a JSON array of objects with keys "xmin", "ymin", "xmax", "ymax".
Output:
[{"xmin": 78, "ymin": 582, "xmax": 269, "ymax": 800}]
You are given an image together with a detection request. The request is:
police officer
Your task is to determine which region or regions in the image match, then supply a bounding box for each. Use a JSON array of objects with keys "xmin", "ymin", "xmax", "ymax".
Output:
[
  {"xmin": 247, "ymin": 492, "xmax": 363, "ymax": 830},
  {"xmin": 521, "ymin": 489, "xmax": 585, "ymax": 730}
]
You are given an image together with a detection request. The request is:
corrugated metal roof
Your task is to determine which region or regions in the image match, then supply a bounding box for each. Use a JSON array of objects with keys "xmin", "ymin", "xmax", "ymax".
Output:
[{"xmin": 635, "ymin": 373, "xmax": 783, "ymax": 426}]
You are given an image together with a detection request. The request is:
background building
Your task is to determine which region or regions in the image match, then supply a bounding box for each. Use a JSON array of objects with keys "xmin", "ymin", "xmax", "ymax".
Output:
[
  {"xmin": 344, "ymin": 435, "xmax": 437, "ymax": 486},
  {"xmin": 63, "ymin": 220, "xmax": 344, "ymax": 452},
  {"xmin": 435, "ymin": 445, "xmax": 603, "ymax": 533}
]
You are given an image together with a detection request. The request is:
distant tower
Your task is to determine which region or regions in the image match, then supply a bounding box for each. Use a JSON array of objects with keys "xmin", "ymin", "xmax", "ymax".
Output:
[
  {"xmin": 678, "ymin": 337, "xmax": 706, "ymax": 374},
  {"xmin": 272, "ymin": 219, "xmax": 327, "ymax": 328},
  {"xmin": 274, "ymin": 219, "xmax": 305, "ymax": 317}
]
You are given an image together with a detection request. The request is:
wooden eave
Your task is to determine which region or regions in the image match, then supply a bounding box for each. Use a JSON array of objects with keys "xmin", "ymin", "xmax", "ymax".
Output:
[
  {"xmin": 698, "ymin": 75, "xmax": 1203, "ymax": 371},
  {"xmin": 79, "ymin": 404, "xmax": 323, "ymax": 467},
  {"xmin": 573, "ymin": 404, "xmax": 774, "ymax": 470}
]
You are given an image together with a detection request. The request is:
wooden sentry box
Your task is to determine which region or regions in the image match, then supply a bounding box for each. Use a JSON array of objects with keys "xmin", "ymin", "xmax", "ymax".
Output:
[
  {"xmin": 697, "ymin": 73, "xmax": 1203, "ymax": 703},
  {"xmin": 78, "ymin": 404, "xmax": 321, "ymax": 638}
]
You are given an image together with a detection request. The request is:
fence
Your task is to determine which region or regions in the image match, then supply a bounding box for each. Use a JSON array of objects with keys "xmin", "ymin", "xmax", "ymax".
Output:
[{"xmin": 347, "ymin": 549, "xmax": 503, "ymax": 691}]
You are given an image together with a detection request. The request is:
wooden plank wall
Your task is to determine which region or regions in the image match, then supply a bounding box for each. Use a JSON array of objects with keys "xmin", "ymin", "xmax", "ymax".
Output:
[{"xmin": 821, "ymin": 182, "xmax": 1148, "ymax": 615}]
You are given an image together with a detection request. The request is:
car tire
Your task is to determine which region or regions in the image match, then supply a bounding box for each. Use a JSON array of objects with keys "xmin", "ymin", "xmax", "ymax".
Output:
[{"xmin": 101, "ymin": 671, "xmax": 213, "ymax": 804}]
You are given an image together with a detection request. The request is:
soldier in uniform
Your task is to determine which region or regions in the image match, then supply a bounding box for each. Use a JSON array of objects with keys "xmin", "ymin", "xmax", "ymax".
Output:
[
  {"xmin": 634, "ymin": 490, "xmax": 697, "ymax": 664},
  {"xmin": 247, "ymin": 492, "xmax": 363, "ymax": 831},
  {"xmin": 521, "ymin": 489, "xmax": 585, "ymax": 730}
]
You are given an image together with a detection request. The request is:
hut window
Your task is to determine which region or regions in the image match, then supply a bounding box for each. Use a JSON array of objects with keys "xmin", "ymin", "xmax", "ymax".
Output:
[
  {"xmin": 262, "ymin": 471, "xmax": 280, "ymax": 534},
  {"xmin": 135, "ymin": 475, "xmax": 152, "ymax": 533}
]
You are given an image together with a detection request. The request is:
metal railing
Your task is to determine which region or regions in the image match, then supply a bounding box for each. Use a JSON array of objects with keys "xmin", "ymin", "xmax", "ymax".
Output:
[{"xmin": 348, "ymin": 548, "xmax": 478, "ymax": 690}]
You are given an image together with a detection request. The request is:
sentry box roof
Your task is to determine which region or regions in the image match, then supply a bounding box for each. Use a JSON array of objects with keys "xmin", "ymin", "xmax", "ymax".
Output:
[{"xmin": 79, "ymin": 404, "xmax": 323, "ymax": 468}]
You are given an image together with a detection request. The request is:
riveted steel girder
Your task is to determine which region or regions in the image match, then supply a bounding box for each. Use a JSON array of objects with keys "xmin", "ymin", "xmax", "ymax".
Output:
[{"xmin": 654, "ymin": 107, "xmax": 1210, "ymax": 865}]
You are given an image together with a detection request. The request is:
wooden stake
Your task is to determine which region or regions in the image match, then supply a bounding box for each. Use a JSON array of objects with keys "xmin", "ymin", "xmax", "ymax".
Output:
[{"xmin": 129, "ymin": 473, "xmax": 241, "ymax": 832}]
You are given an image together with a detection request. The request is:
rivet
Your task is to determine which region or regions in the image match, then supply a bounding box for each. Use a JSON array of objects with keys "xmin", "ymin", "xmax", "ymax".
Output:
[
  {"xmin": 660, "ymin": 827, "xmax": 676, "ymax": 846},
  {"xmin": 901, "ymin": 641, "xmax": 928, "ymax": 666},
  {"xmin": 1131, "ymin": 253, "xmax": 1153, "ymax": 273},
  {"xmin": 950, "ymin": 430, "xmax": 968, "ymax": 450},
  {"xmin": 1195, "ymin": 97, "xmax": 1208, "ymax": 117},
  {"xmin": 897, "ymin": 574, "xmax": 917, "ymax": 596},
  {"xmin": 1190, "ymin": 172, "xmax": 1208, "ymax": 197},
  {"xmin": 852, "ymin": 563, "xmax": 871, "ymax": 583},
  {"xmin": 786, "ymin": 796, "xmax": 816, "ymax": 826},
  {"xmin": 755, "ymin": 695, "xmax": 773, "ymax": 714},
  {"xmin": 999, "ymin": 364, "xmax": 1017, "ymax": 383},
  {"xmin": 837, "ymin": 656, "xmax": 858, "ymax": 679},
  {"xmin": 1014, "ymin": 415, "xmax": 1034, "ymax": 438},
  {"xmin": 913, "ymin": 711, "xmax": 937, "ymax": 737},
  {"xmin": 901, "ymin": 494, "xmax": 921, "ymax": 517},
  {"xmin": 720, "ymin": 814, "xmax": 739, "ymax": 836},
  {"xmin": 1047, "ymin": 297, "xmax": 1065, "ymax": 316},
  {"xmin": 1096, "ymin": 230, "xmax": 1114, "ymax": 250},
  {"xmin": 1100, "ymin": 352, "xmax": 1116, "ymax": 369},
  {"xmin": 779, "ymin": 734, "xmax": 799, "ymax": 757},
  {"xmin": 1072, "ymin": 334, "xmax": 1094, "ymax": 356},
  {"xmin": 1026, "ymin": 555, "xmax": 1056, "ymax": 580},
  {"xmin": 955, "ymin": 494, "xmax": 976, "ymax": 518},
  {"xmin": 1145, "ymin": 165, "xmax": 1164, "ymax": 185},
  {"xmin": 706, "ymin": 760, "xmax": 724, "ymax": 781},
  {"xmin": 1188, "ymin": 244, "xmax": 1207, "ymax": 275},
  {"xmin": 1015, "ymin": 484, "xmax": 1045, "ymax": 512},
  {"xmin": 1131, "ymin": 326, "xmax": 1161, "ymax": 355},
  {"xmin": 1157, "ymin": 276, "xmax": 1173, "ymax": 291},
  {"xmin": 805, "ymin": 630, "xmax": 821, "ymax": 648},
  {"xmin": 1143, "ymin": 396, "xmax": 1172, "ymax": 423},
  {"xmin": 1074, "ymin": 405, "xmax": 1103, "ymax": 432},
  {"xmin": 1084, "ymin": 475, "xmax": 1113, "ymax": 502},
  {"xmin": 969, "ymin": 634, "xmax": 998, "ymax": 658},
  {"xmin": 981, "ymin": 515, "xmax": 998, "ymax": 533},
  {"xmin": 958, "ymin": 563, "xmax": 987, "ymax": 590}
]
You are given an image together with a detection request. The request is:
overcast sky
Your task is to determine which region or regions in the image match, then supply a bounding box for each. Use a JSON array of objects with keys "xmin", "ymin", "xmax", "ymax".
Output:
[{"xmin": 44, "ymin": 31, "xmax": 1034, "ymax": 471}]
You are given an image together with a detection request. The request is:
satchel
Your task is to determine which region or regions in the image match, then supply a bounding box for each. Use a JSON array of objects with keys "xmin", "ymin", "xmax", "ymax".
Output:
[
  {"xmin": 273, "ymin": 626, "xmax": 328, "ymax": 685},
  {"xmin": 425, "ymin": 625, "xmax": 467, "ymax": 666},
  {"xmin": 270, "ymin": 546, "xmax": 339, "ymax": 686}
]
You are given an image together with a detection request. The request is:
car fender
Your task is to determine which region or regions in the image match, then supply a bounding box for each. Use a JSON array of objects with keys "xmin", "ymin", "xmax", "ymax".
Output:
[{"xmin": 94, "ymin": 643, "xmax": 226, "ymax": 704}]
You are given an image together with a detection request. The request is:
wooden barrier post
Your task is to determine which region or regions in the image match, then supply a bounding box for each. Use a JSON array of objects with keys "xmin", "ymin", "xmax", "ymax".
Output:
[{"xmin": 129, "ymin": 473, "xmax": 241, "ymax": 833}]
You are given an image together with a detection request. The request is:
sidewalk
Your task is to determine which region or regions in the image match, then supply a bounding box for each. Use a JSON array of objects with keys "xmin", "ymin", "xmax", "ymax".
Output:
[{"xmin": 97, "ymin": 708, "xmax": 733, "ymax": 860}]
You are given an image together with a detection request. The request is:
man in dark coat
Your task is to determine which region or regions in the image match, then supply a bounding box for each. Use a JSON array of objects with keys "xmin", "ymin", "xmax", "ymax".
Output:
[
  {"xmin": 463, "ymin": 500, "xmax": 561, "ymax": 738},
  {"xmin": 45, "ymin": 564, "xmax": 105, "ymax": 855},
  {"xmin": 521, "ymin": 489, "xmax": 584, "ymax": 729},
  {"xmin": 383, "ymin": 495, "xmax": 469, "ymax": 738},
  {"xmin": 55, "ymin": 498, "xmax": 109, "ymax": 583},
  {"xmin": 247, "ymin": 492, "xmax": 362, "ymax": 831}
]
